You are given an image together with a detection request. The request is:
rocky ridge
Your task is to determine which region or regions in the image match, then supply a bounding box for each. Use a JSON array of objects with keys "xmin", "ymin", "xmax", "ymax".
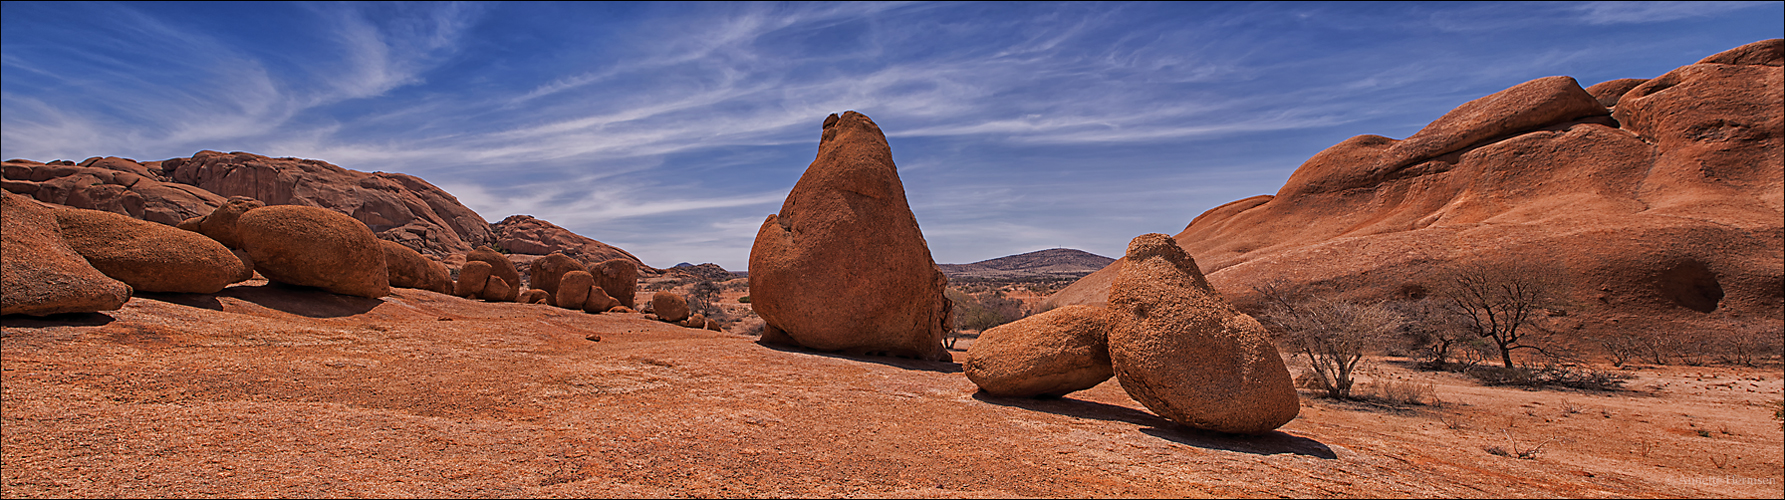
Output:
[
  {"xmin": 939, "ymin": 248, "xmax": 1116, "ymax": 281},
  {"xmin": 1045, "ymin": 39, "xmax": 1785, "ymax": 343}
]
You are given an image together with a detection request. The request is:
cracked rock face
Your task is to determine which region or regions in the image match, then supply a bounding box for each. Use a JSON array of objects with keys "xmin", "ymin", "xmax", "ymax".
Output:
[{"xmin": 748, "ymin": 111, "xmax": 951, "ymax": 361}]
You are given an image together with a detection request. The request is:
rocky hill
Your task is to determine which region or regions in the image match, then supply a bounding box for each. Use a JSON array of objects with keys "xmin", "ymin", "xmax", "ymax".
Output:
[
  {"xmin": 1, "ymin": 151, "xmax": 652, "ymax": 277},
  {"xmin": 1045, "ymin": 39, "xmax": 1784, "ymax": 342},
  {"xmin": 491, "ymin": 215, "xmax": 654, "ymax": 273},
  {"xmin": 664, "ymin": 263, "xmax": 743, "ymax": 282},
  {"xmin": 938, "ymin": 248, "xmax": 1116, "ymax": 281}
]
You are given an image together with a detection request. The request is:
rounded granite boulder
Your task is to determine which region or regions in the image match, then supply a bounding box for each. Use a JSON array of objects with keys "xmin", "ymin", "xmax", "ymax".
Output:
[{"xmin": 235, "ymin": 205, "xmax": 390, "ymax": 298}]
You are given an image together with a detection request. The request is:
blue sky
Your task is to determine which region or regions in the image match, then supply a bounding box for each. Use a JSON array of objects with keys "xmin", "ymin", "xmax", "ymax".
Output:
[{"xmin": 4, "ymin": 2, "xmax": 1781, "ymax": 270}]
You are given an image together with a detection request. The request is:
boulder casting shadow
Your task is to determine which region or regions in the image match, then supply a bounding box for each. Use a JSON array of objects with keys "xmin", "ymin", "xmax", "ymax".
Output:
[
  {"xmin": 0, "ymin": 312, "xmax": 116, "ymax": 329},
  {"xmin": 973, "ymin": 391, "xmax": 1335, "ymax": 459},
  {"xmin": 218, "ymin": 282, "xmax": 383, "ymax": 318},
  {"xmin": 134, "ymin": 281, "xmax": 382, "ymax": 318},
  {"xmin": 755, "ymin": 339, "xmax": 964, "ymax": 374}
]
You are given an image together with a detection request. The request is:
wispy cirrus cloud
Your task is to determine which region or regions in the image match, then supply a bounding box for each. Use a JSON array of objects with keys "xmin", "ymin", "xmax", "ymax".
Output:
[
  {"xmin": 1569, "ymin": 1, "xmax": 1777, "ymax": 25},
  {"xmin": 5, "ymin": 1, "xmax": 1778, "ymax": 269},
  {"xmin": 0, "ymin": 2, "xmax": 482, "ymax": 161}
]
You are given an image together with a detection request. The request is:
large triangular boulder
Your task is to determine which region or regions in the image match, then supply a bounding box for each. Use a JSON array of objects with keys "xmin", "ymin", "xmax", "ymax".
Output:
[{"xmin": 748, "ymin": 111, "xmax": 952, "ymax": 361}]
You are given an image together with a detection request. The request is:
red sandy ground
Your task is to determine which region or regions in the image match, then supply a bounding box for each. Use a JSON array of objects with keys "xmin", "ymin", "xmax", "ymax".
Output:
[{"xmin": 3, "ymin": 281, "xmax": 1781, "ymax": 498}]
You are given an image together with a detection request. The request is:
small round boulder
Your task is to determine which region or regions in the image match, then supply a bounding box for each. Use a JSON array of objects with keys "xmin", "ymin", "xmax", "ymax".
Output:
[
  {"xmin": 653, "ymin": 291, "xmax": 690, "ymax": 323},
  {"xmin": 965, "ymin": 304, "xmax": 1114, "ymax": 398}
]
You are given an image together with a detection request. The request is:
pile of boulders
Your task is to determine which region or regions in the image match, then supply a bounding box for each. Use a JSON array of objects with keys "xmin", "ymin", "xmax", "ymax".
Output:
[
  {"xmin": 2, "ymin": 190, "xmax": 393, "ymax": 315},
  {"xmin": 963, "ymin": 234, "xmax": 1300, "ymax": 435}
]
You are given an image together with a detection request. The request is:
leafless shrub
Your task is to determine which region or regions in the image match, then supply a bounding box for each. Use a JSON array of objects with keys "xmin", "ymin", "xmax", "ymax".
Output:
[
  {"xmin": 1712, "ymin": 324, "xmax": 1784, "ymax": 367},
  {"xmin": 1558, "ymin": 399, "xmax": 1579, "ymax": 415},
  {"xmin": 1437, "ymin": 260, "xmax": 1572, "ymax": 369},
  {"xmin": 1466, "ymin": 362, "xmax": 1630, "ymax": 391},
  {"xmin": 1387, "ymin": 299, "xmax": 1473, "ymax": 370},
  {"xmin": 947, "ymin": 288, "xmax": 1024, "ymax": 333},
  {"xmin": 1598, "ymin": 333, "xmax": 1648, "ymax": 368},
  {"xmin": 1438, "ymin": 412, "xmax": 1472, "ymax": 430},
  {"xmin": 1486, "ymin": 430, "xmax": 1551, "ymax": 460},
  {"xmin": 1358, "ymin": 378, "xmax": 1437, "ymax": 406},
  {"xmin": 1253, "ymin": 281, "xmax": 1404, "ymax": 400}
]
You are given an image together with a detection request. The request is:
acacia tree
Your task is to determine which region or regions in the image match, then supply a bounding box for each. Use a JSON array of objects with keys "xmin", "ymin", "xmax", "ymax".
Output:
[
  {"xmin": 1254, "ymin": 281, "xmax": 1403, "ymax": 400},
  {"xmin": 1439, "ymin": 260, "xmax": 1570, "ymax": 369}
]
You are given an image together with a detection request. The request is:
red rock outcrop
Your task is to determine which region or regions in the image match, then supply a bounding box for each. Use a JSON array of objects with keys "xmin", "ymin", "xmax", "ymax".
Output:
[
  {"xmin": 1, "ymin": 192, "xmax": 132, "ymax": 316},
  {"xmin": 464, "ymin": 246, "xmax": 521, "ymax": 302},
  {"xmin": 589, "ymin": 259, "xmax": 640, "ymax": 310},
  {"xmin": 456, "ymin": 261, "xmax": 493, "ymax": 298},
  {"xmin": 155, "ymin": 151, "xmax": 497, "ymax": 258},
  {"xmin": 582, "ymin": 286, "xmax": 620, "ymax": 314},
  {"xmin": 527, "ymin": 252, "xmax": 586, "ymax": 299},
  {"xmin": 235, "ymin": 205, "xmax": 390, "ymax": 299},
  {"xmin": 748, "ymin": 111, "xmax": 954, "ymax": 361},
  {"xmin": 481, "ymin": 276, "xmax": 512, "ymax": 303},
  {"xmin": 1046, "ymin": 39, "xmax": 1785, "ymax": 342},
  {"xmin": 491, "ymin": 215, "xmax": 654, "ymax": 273},
  {"xmin": 1586, "ymin": 78, "xmax": 1648, "ymax": 108},
  {"xmin": 556, "ymin": 271, "xmax": 596, "ymax": 311},
  {"xmin": 192, "ymin": 196, "xmax": 267, "ymax": 249},
  {"xmin": 2, "ymin": 157, "xmax": 225, "ymax": 226},
  {"xmin": 665, "ymin": 263, "xmax": 739, "ymax": 282},
  {"xmin": 55, "ymin": 208, "xmax": 246, "ymax": 294}
]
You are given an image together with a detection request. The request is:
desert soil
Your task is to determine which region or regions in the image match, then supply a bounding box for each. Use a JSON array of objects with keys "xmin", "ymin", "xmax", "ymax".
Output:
[{"xmin": 3, "ymin": 282, "xmax": 1781, "ymax": 498}]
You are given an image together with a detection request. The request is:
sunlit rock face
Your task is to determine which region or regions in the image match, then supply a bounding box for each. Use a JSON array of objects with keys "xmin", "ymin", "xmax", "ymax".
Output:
[
  {"xmin": 1048, "ymin": 39, "xmax": 1785, "ymax": 341},
  {"xmin": 749, "ymin": 111, "xmax": 953, "ymax": 362}
]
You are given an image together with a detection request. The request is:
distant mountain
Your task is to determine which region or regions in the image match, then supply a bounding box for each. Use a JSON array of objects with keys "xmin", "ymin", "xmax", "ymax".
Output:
[
  {"xmin": 938, "ymin": 248, "xmax": 1115, "ymax": 281},
  {"xmin": 664, "ymin": 262, "xmax": 743, "ymax": 282}
]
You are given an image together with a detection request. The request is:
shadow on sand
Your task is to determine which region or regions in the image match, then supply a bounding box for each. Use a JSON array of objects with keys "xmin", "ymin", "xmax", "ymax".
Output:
[
  {"xmin": 974, "ymin": 392, "xmax": 1336, "ymax": 459},
  {"xmin": 134, "ymin": 281, "xmax": 382, "ymax": 318},
  {"xmin": 0, "ymin": 311, "xmax": 116, "ymax": 329},
  {"xmin": 754, "ymin": 340, "xmax": 964, "ymax": 374}
]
